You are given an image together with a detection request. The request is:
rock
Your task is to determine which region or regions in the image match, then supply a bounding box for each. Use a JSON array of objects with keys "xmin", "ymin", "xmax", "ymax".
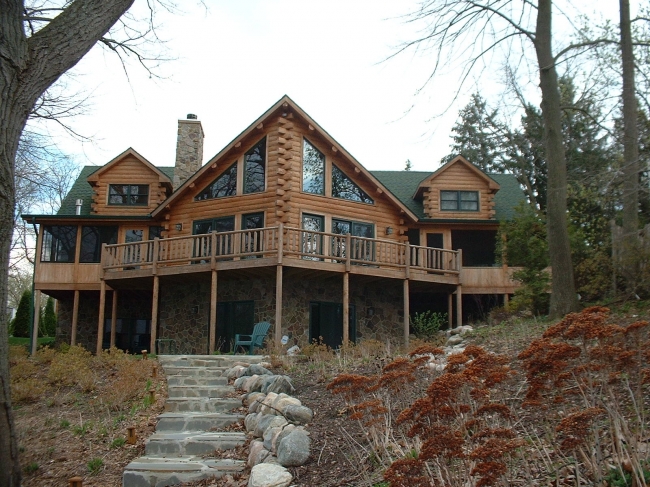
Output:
[
  {"xmin": 283, "ymin": 404, "xmax": 313, "ymax": 425},
  {"xmin": 259, "ymin": 392, "xmax": 278, "ymax": 415},
  {"xmin": 245, "ymin": 412, "xmax": 262, "ymax": 433},
  {"xmin": 259, "ymin": 375, "xmax": 278, "ymax": 393},
  {"xmin": 287, "ymin": 345, "xmax": 300, "ymax": 356},
  {"xmin": 254, "ymin": 413, "xmax": 279, "ymax": 438},
  {"xmin": 272, "ymin": 424, "xmax": 295, "ymax": 453},
  {"xmin": 458, "ymin": 325, "xmax": 474, "ymax": 336},
  {"xmin": 244, "ymin": 364, "xmax": 273, "ymax": 377},
  {"xmin": 248, "ymin": 440, "xmax": 270, "ymax": 467},
  {"xmin": 234, "ymin": 376, "xmax": 248, "ymax": 389},
  {"xmin": 245, "ymin": 375, "xmax": 264, "ymax": 393},
  {"xmin": 277, "ymin": 429, "xmax": 311, "ymax": 467},
  {"xmin": 264, "ymin": 376, "xmax": 295, "ymax": 395},
  {"xmin": 226, "ymin": 365, "xmax": 247, "ymax": 380},
  {"xmin": 244, "ymin": 392, "xmax": 266, "ymax": 408},
  {"xmin": 263, "ymin": 417, "xmax": 288, "ymax": 450},
  {"xmin": 248, "ymin": 463, "xmax": 292, "ymax": 487},
  {"xmin": 273, "ymin": 394, "xmax": 301, "ymax": 414},
  {"xmin": 447, "ymin": 335, "xmax": 463, "ymax": 346}
]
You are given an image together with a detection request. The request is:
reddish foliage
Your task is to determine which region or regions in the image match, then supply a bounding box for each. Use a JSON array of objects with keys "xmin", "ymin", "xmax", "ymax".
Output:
[{"xmin": 383, "ymin": 458, "xmax": 430, "ymax": 487}]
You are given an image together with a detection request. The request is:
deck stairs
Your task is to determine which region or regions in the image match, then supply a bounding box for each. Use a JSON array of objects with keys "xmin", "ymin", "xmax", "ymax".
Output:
[{"xmin": 123, "ymin": 354, "xmax": 265, "ymax": 487}]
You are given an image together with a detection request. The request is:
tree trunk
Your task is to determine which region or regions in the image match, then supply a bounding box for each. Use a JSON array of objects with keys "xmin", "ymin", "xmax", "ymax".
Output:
[
  {"xmin": 534, "ymin": 0, "xmax": 579, "ymax": 318},
  {"xmin": 620, "ymin": 0, "xmax": 639, "ymax": 292},
  {"xmin": 0, "ymin": 1, "xmax": 136, "ymax": 483}
]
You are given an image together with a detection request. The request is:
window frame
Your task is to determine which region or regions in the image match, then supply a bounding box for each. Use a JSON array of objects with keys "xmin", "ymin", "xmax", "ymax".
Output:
[
  {"xmin": 440, "ymin": 190, "xmax": 479, "ymax": 212},
  {"xmin": 302, "ymin": 138, "xmax": 325, "ymax": 195},
  {"xmin": 79, "ymin": 226, "xmax": 118, "ymax": 263},
  {"xmin": 243, "ymin": 137, "xmax": 266, "ymax": 194},
  {"xmin": 41, "ymin": 225, "xmax": 78, "ymax": 263},
  {"xmin": 331, "ymin": 164, "xmax": 374, "ymax": 204},
  {"xmin": 108, "ymin": 184, "xmax": 149, "ymax": 206},
  {"xmin": 195, "ymin": 162, "xmax": 238, "ymax": 201}
]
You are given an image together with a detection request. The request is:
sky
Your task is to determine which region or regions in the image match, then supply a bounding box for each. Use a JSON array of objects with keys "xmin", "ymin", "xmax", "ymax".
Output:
[{"xmin": 34, "ymin": 0, "xmax": 621, "ymax": 174}]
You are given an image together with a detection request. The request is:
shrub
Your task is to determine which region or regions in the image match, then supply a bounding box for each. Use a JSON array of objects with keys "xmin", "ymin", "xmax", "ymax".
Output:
[
  {"xmin": 41, "ymin": 296, "xmax": 57, "ymax": 337},
  {"xmin": 87, "ymin": 457, "xmax": 103, "ymax": 475},
  {"xmin": 410, "ymin": 311, "xmax": 446, "ymax": 339},
  {"xmin": 12, "ymin": 290, "xmax": 32, "ymax": 338},
  {"xmin": 47, "ymin": 345, "xmax": 95, "ymax": 391}
]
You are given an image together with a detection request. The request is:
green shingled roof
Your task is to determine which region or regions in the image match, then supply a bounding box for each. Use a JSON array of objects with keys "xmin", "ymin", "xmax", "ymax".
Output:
[
  {"xmin": 370, "ymin": 171, "xmax": 526, "ymax": 222},
  {"xmin": 58, "ymin": 165, "xmax": 175, "ymax": 216}
]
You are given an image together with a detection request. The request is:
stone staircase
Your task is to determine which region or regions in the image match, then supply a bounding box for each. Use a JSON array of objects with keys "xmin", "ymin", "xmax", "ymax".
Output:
[{"xmin": 123, "ymin": 355, "xmax": 266, "ymax": 487}]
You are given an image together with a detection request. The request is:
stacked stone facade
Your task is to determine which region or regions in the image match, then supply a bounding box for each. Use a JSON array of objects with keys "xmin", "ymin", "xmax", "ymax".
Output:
[{"xmin": 173, "ymin": 116, "xmax": 204, "ymax": 189}]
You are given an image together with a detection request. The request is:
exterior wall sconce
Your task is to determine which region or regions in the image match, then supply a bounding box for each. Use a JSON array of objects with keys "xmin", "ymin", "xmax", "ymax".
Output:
[
  {"xmin": 175, "ymin": 223, "xmax": 183, "ymax": 231},
  {"xmin": 386, "ymin": 227, "xmax": 393, "ymax": 235}
]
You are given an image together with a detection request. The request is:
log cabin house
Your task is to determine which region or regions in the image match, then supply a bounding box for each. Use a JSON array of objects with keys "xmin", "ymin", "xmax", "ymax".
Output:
[{"xmin": 24, "ymin": 96, "xmax": 525, "ymax": 355}]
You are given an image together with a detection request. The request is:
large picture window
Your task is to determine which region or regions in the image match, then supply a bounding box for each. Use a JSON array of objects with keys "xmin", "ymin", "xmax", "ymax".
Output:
[
  {"xmin": 79, "ymin": 226, "xmax": 118, "ymax": 263},
  {"xmin": 332, "ymin": 165, "xmax": 373, "ymax": 204},
  {"xmin": 41, "ymin": 226, "xmax": 78, "ymax": 262},
  {"xmin": 332, "ymin": 219, "xmax": 374, "ymax": 261},
  {"xmin": 440, "ymin": 190, "xmax": 479, "ymax": 211},
  {"xmin": 108, "ymin": 184, "xmax": 149, "ymax": 206},
  {"xmin": 303, "ymin": 139, "xmax": 325, "ymax": 195},
  {"xmin": 195, "ymin": 162, "xmax": 237, "ymax": 200},
  {"xmin": 244, "ymin": 138, "xmax": 266, "ymax": 194}
]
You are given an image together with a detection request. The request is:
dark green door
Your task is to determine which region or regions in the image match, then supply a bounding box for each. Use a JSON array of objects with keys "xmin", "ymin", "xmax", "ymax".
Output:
[
  {"xmin": 309, "ymin": 301, "xmax": 356, "ymax": 349},
  {"xmin": 216, "ymin": 301, "xmax": 255, "ymax": 353}
]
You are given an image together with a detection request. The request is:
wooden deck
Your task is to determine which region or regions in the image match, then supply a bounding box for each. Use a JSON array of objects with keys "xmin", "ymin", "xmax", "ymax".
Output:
[{"xmin": 101, "ymin": 224, "xmax": 461, "ymax": 285}]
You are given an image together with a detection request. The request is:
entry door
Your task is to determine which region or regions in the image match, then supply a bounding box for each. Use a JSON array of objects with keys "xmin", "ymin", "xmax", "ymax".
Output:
[
  {"xmin": 216, "ymin": 300, "xmax": 255, "ymax": 353},
  {"xmin": 124, "ymin": 227, "xmax": 145, "ymax": 265},
  {"xmin": 309, "ymin": 302, "xmax": 356, "ymax": 349}
]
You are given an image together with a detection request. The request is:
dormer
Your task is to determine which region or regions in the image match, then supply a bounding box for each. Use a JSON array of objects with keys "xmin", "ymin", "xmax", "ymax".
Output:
[
  {"xmin": 414, "ymin": 156, "xmax": 500, "ymax": 220},
  {"xmin": 86, "ymin": 148, "xmax": 173, "ymax": 215}
]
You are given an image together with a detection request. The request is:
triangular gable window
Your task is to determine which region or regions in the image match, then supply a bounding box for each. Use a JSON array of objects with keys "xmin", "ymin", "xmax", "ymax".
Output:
[
  {"xmin": 332, "ymin": 164, "xmax": 373, "ymax": 204},
  {"xmin": 195, "ymin": 162, "xmax": 237, "ymax": 200}
]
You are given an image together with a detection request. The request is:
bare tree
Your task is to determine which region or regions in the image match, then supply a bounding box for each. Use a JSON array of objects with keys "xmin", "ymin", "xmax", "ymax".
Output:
[
  {"xmin": 0, "ymin": 1, "xmax": 172, "ymax": 483},
  {"xmin": 396, "ymin": 0, "xmax": 626, "ymax": 317}
]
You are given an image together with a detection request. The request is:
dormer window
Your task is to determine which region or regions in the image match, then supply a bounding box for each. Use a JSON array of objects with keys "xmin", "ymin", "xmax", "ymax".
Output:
[
  {"xmin": 108, "ymin": 184, "xmax": 149, "ymax": 206},
  {"xmin": 441, "ymin": 190, "xmax": 479, "ymax": 211}
]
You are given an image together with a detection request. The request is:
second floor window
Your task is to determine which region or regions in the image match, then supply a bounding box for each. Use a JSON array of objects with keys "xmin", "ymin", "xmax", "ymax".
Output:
[
  {"xmin": 440, "ymin": 190, "xmax": 479, "ymax": 211},
  {"xmin": 79, "ymin": 226, "xmax": 118, "ymax": 263},
  {"xmin": 244, "ymin": 138, "xmax": 266, "ymax": 194},
  {"xmin": 41, "ymin": 225, "xmax": 77, "ymax": 263},
  {"xmin": 196, "ymin": 162, "xmax": 238, "ymax": 200},
  {"xmin": 303, "ymin": 138, "xmax": 325, "ymax": 194},
  {"xmin": 109, "ymin": 184, "xmax": 149, "ymax": 206}
]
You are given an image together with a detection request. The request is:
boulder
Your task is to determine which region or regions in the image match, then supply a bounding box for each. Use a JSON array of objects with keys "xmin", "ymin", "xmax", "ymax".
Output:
[
  {"xmin": 254, "ymin": 413, "xmax": 279, "ymax": 438},
  {"xmin": 264, "ymin": 376, "xmax": 295, "ymax": 395},
  {"xmin": 248, "ymin": 463, "xmax": 292, "ymax": 487},
  {"xmin": 259, "ymin": 392, "xmax": 279, "ymax": 415},
  {"xmin": 248, "ymin": 440, "xmax": 270, "ymax": 467},
  {"xmin": 243, "ymin": 392, "xmax": 266, "ymax": 408},
  {"xmin": 272, "ymin": 394, "xmax": 301, "ymax": 414},
  {"xmin": 262, "ymin": 417, "xmax": 288, "ymax": 450},
  {"xmin": 283, "ymin": 404, "xmax": 313, "ymax": 425},
  {"xmin": 277, "ymin": 429, "xmax": 311, "ymax": 467},
  {"xmin": 245, "ymin": 412, "xmax": 262, "ymax": 433},
  {"xmin": 245, "ymin": 375, "xmax": 264, "ymax": 393},
  {"xmin": 447, "ymin": 335, "xmax": 463, "ymax": 346},
  {"xmin": 244, "ymin": 364, "xmax": 273, "ymax": 377},
  {"xmin": 234, "ymin": 376, "xmax": 248, "ymax": 390},
  {"xmin": 271, "ymin": 424, "xmax": 295, "ymax": 454}
]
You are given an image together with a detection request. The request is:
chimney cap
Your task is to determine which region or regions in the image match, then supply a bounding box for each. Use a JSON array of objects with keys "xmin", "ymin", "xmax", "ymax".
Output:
[{"xmin": 187, "ymin": 113, "xmax": 198, "ymax": 120}]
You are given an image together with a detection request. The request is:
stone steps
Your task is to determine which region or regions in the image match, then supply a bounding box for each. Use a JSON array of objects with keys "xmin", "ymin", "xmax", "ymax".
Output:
[
  {"xmin": 156, "ymin": 412, "xmax": 244, "ymax": 433},
  {"xmin": 123, "ymin": 456, "xmax": 245, "ymax": 487},
  {"xmin": 124, "ymin": 354, "xmax": 267, "ymax": 487}
]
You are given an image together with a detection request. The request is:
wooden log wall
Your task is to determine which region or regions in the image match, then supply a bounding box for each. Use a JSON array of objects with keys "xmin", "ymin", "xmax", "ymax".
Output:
[
  {"xmin": 90, "ymin": 155, "xmax": 169, "ymax": 215},
  {"xmin": 422, "ymin": 163, "xmax": 497, "ymax": 220}
]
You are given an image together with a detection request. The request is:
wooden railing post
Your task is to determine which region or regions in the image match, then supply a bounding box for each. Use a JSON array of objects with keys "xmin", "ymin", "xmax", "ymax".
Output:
[
  {"xmin": 345, "ymin": 234, "xmax": 351, "ymax": 272},
  {"xmin": 404, "ymin": 243, "xmax": 410, "ymax": 279},
  {"xmin": 277, "ymin": 223, "xmax": 284, "ymax": 265},
  {"xmin": 152, "ymin": 238, "xmax": 159, "ymax": 275},
  {"xmin": 211, "ymin": 231, "xmax": 217, "ymax": 270},
  {"xmin": 96, "ymin": 280, "xmax": 106, "ymax": 355}
]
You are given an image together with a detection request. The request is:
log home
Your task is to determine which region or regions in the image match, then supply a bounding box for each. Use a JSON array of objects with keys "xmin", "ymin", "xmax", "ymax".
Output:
[{"xmin": 24, "ymin": 96, "xmax": 525, "ymax": 355}]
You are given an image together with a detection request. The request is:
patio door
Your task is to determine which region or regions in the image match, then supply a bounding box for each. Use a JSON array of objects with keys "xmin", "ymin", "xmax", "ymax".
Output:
[
  {"xmin": 309, "ymin": 301, "xmax": 356, "ymax": 349},
  {"xmin": 215, "ymin": 300, "xmax": 255, "ymax": 353},
  {"xmin": 123, "ymin": 227, "xmax": 145, "ymax": 266},
  {"xmin": 332, "ymin": 219, "xmax": 374, "ymax": 262},
  {"xmin": 193, "ymin": 216, "xmax": 235, "ymax": 259}
]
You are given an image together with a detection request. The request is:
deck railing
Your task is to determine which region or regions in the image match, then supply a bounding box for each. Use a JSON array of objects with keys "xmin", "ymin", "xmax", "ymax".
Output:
[{"xmin": 102, "ymin": 225, "xmax": 460, "ymax": 276}]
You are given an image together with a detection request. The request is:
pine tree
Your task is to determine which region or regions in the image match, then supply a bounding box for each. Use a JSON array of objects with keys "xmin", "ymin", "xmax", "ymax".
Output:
[
  {"xmin": 41, "ymin": 297, "xmax": 56, "ymax": 337},
  {"xmin": 12, "ymin": 290, "xmax": 31, "ymax": 338}
]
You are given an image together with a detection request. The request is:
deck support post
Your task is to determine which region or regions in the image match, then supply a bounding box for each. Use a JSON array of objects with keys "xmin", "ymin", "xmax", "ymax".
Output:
[
  {"xmin": 275, "ymin": 265, "xmax": 283, "ymax": 348},
  {"xmin": 96, "ymin": 281, "xmax": 106, "ymax": 355},
  {"xmin": 110, "ymin": 291, "xmax": 118, "ymax": 348},
  {"xmin": 343, "ymin": 272, "xmax": 350, "ymax": 346},
  {"xmin": 503, "ymin": 293, "xmax": 509, "ymax": 308},
  {"xmin": 455, "ymin": 285, "xmax": 463, "ymax": 328},
  {"xmin": 448, "ymin": 293, "xmax": 453, "ymax": 328},
  {"xmin": 403, "ymin": 278, "xmax": 410, "ymax": 349},
  {"xmin": 31, "ymin": 290, "xmax": 42, "ymax": 356},
  {"xmin": 71, "ymin": 290, "xmax": 80, "ymax": 346},
  {"xmin": 209, "ymin": 270, "xmax": 217, "ymax": 354},
  {"xmin": 150, "ymin": 276, "xmax": 159, "ymax": 355}
]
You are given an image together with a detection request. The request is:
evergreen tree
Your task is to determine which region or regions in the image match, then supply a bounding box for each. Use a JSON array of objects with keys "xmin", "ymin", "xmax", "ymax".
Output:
[
  {"xmin": 12, "ymin": 290, "xmax": 31, "ymax": 338},
  {"xmin": 41, "ymin": 297, "xmax": 56, "ymax": 337}
]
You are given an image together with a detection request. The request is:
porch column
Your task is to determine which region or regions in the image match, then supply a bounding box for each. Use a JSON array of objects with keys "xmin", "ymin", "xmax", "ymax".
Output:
[
  {"xmin": 150, "ymin": 276, "xmax": 159, "ymax": 355},
  {"xmin": 447, "ymin": 293, "xmax": 453, "ymax": 328},
  {"xmin": 403, "ymin": 279, "xmax": 410, "ymax": 349},
  {"xmin": 110, "ymin": 291, "xmax": 118, "ymax": 349},
  {"xmin": 96, "ymin": 281, "xmax": 106, "ymax": 355},
  {"xmin": 209, "ymin": 270, "xmax": 217, "ymax": 354},
  {"xmin": 275, "ymin": 265, "xmax": 283, "ymax": 348},
  {"xmin": 71, "ymin": 290, "xmax": 80, "ymax": 346},
  {"xmin": 504, "ymin": 293, "xmax": 509, "ymax": 308},
  {"xmin": 31, "ymin": 290, "xmax": 42, "ymax": 356},
  {"xmin": 455, "ymin": 285, "xmax": 463, "ymax": 328},
  {"xmin": 342, "ymin": 272, "xmax": 349, "ymax": 346}
]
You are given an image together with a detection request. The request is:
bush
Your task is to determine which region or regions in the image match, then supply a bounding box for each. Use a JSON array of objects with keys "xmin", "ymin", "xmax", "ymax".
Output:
[
  {"xmin": 410, "ymin": 311, "xmax": 446, "ymax": 339},
  {"xmin": 12, "ymin": 290, "xmax": 31, "ymax": 338},
  {"xmin": 41, "ymin": 297, "xmax": 57, "ymax": 337}
]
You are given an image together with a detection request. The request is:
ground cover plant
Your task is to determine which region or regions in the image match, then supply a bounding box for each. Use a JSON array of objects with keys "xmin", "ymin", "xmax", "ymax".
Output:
[{"xmin": 10, "ymin": 344, "xmax": 165, "ymax": 486}]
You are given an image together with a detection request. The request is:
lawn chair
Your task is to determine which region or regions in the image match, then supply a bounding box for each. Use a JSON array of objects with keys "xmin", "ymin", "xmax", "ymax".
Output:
[{"xmin": 234, "ymin": 321, "xmax": 271, "ymax": 355}]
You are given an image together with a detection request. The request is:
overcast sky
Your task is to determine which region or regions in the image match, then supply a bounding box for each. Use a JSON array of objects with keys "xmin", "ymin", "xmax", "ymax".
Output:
[{"xmin": 36, "ymin": 0, "xmax": 620, "ymax": 173}]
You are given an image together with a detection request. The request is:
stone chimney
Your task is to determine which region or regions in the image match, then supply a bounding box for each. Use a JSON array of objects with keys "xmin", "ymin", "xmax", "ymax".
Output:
[{"xmin": 174, "ymin": 114, "xmax": 204, "ymax": 189}]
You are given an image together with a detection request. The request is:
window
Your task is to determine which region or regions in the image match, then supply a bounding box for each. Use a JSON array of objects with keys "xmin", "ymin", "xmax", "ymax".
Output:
[
  {"xmin": 440, "ymin": 190, "xmax": 479, "ymax": 211},
  {"xmin": 301, "ymin": 213, "xmax": 324, "ymax": 259},
  {"xmin": 148, "ymin": 226, "xmax": 164, "ymax": 240},
  {"xmin": 332, "ymin": 165, "xmax": 373, "ymax": 204},
  {"xmin": 244, "ymin": 138, "xmax": 266, "ymax": 194},
  {"xmin": 195, "ymin": 162, "xmax": 237, "ymax": 200},
  {"xmin": 108, "ymin": 185, "xmax": 149, "ymax": 206},
  {"xmin": 193, "ymin": 216, "xmax": 235, "ymax": 257},
  {"xmin": 242, "ymin": 212, "xmax": 265, "ymax": 255},
  {"xmin": 79, "ymin": 226, "xmax": 118, "ymax": 263},
  {"xmin": 303, "ymin": 139, "xmax": 325, "ymax": 194},
  {"xmin": 41, "ymin": 226, "xmax": 78, "ymax": 262}
]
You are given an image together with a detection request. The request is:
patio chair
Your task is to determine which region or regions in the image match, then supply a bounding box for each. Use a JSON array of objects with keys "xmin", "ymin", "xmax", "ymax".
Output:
[{"xmin": 234, "ymin": 321, "xmax": 271, "ymax": 355}]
